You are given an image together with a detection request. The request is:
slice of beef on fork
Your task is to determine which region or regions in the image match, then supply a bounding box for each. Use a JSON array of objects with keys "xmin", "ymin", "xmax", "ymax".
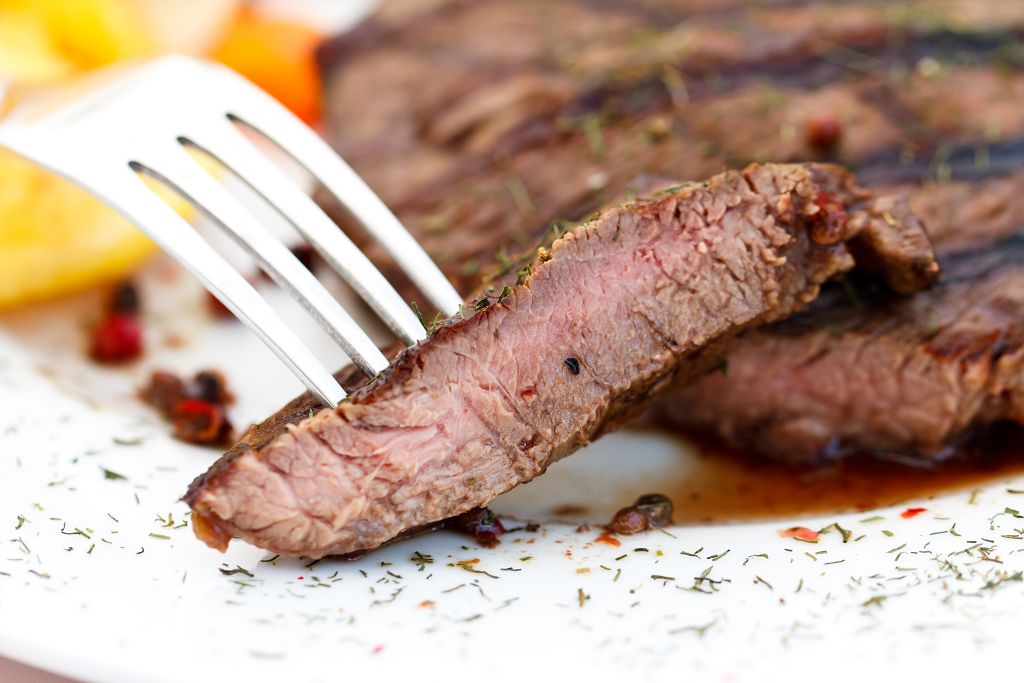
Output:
[{"xmin": 185, "ymin": 163, "xmax": 936, "ymax": 558}]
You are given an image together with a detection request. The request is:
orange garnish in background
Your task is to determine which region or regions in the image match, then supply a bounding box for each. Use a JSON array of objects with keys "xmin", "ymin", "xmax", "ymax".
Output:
[
  {"xmin": 213, "ymin": 9, "xmax": 323, "ymax": 125},
  {"xmin": 900, "ymin": 507, "xmax": 927, "ymax": 519},
  {"xmin": 594, "ymin": 534, "xmax": 622, "ymax": 547}
]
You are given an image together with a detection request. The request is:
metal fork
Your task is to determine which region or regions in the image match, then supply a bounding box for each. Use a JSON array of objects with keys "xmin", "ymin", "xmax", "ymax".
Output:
[{"xmin": 0, "ymin": 56, "xmax": 462, "ymax": 408}]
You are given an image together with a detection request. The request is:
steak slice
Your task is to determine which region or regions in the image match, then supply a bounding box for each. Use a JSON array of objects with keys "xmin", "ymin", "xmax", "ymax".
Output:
[
  {"xmin": 317, "ymin": 0, "xmax": 1023, "ymax": 300},
  {"xmin": 651, "ymin": 172, "xmax": 1024, "ymax": 463},
  {"xmin": 185, "ymin": 163, "xmax": 935, "ymax": 558}
]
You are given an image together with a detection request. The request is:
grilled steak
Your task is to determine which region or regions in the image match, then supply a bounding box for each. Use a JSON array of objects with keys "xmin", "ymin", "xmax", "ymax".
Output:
[
  {"xmin": 185, "ymin": 163, "xmax": 935, "ymax": 557},
  {"xmin": 316, "ymin": 0, "xmax": 1024, "ymax": 299},
  {"xmin": 650, "ymin": 171, "xmax": 1024, "ymax": 462},
  {"xmin": 307, "ymin": 0, "xmax": 1023, "ymax": 467}
]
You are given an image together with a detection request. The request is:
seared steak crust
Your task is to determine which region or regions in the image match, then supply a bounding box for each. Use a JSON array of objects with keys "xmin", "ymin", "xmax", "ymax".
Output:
[
  {"xmin": 185, "ymin": 164, "xmax": 931, "ymax": 557},
  {"xmin": 652, "ymin": 172, "xmax": 1024, "ymax": 462},
  {"xmin": 317, "ymin": 0, "xmax": 1023, "ymax": 299}
]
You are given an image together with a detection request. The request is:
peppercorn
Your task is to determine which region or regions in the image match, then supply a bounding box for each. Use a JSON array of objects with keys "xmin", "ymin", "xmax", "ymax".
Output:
[
  {"xmin": 446, "ymin": 507, "xmax": 506, "ymax": 547},
  {"xmin": 634, "ymin": 493, "xmax": 674, "ymax": 528},
  {"xmin": 90, "ymin": 313, "xmax": 143, "ymax": 363},
  {"xmin": 808, "ymin": 190, "xmax": 847, "ymax": 245},
  {"xmin": 609, "ymin": 507, "xmax": 649, "ymax": 535},
  {"xmin": 171, "ymin": 399, "xmax": 233, "ymax": 445},
  {"xmin": 139, "ymin": 371, "xmax": 187, "ymax": 417},
  {"xmin": 192, "ymin": 370, "xmax": 234, "ymax": 405},
  {"xmin": 111, "ymin": 281, "xmax": 140, "ymax": 315},
  {"xmin": 608, "ymin": 493, "xmax": 674, "ymax": 535},
  {"xmin": 139, "ymin": 368, "xmax": 237, "ymax": 446},
  {"xmin": 806, "ymin": 114, "xmax": 842, "ymax": 152}
]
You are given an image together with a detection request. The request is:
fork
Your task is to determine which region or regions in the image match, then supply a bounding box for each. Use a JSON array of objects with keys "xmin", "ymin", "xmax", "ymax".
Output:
[{"xmin": 0, "ymin": 56, "xmax": 462, "ymax": 408}]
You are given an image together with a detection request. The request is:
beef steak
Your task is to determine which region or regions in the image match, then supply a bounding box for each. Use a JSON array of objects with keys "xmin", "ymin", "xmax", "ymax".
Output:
[
  {"xmin": 185, "ymin": 163, "xmax": 934, "ymax": 557},
  {"xmin": 650, "ymin": 171, "xmax": 1024, "ymax": 462},
  {"xmin": 308, "ymin": 0, "xmax": 1023, "ymax": 468},
  {"xmin": 316, "ymin": 0, "xmax": 1023, "ymax": 299}
]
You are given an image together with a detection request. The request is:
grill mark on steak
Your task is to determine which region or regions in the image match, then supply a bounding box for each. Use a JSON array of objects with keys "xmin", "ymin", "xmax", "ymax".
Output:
[
  {"xmin": 322, "ymin": 4, "xmax": 1018, "ymax": 155},
  {"xmin": 185, "ymin": 163, "xmax": 935, "ymax": 557},
  {"xmin": 857, "ymin": 138, "xmax": 1024, "ymax": 185},
  {"xmin": 651, "ymin": 171, "xmax": 1024, "ymax": 463},
  {"xmin": 318, "ymin": 0, "xmax": 918, "ymax": 74},
  {"xmin": 546, "ymin": 30, "xmax": 1022, "ymax": 152},
  {"xmin": 321, "ymin": 0, "xmax": 1021, "ymax": 181},
  {"xmin": 313, "ymin": 1, "xmax": 1022, "ymax": 311},
  {"xmin": 305, "ymin": 0, "xmax": 1023, "ymax": 480},
  {"xmin": 322, "ymin": 36, "xmax": 1023, "ymax": 207},
  {"xmin": 320, "ymin": 58, "xmax": 1021, "ymax": 301}
]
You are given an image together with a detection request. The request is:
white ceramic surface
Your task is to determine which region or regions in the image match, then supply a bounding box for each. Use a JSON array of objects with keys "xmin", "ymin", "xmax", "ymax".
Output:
[
  {"xmin": 3, "ymin": 248, "xmax": 1024, "ymax": 683},
  {"xmin": 3, "ymin": 3, "xmax": 1024, "ymax": 682}
]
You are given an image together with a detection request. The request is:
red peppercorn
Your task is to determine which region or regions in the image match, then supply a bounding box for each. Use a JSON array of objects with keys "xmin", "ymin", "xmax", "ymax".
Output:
[
  {"xmin": 446, "ymin": 507, "xmax": 506, "ymax": 547},
  {"xmin": 171, "ymin": 398, "xmax": 233, "ymax": 445},
  {"xmin": 139, "ymin": 371, "xmax": 187, "ymax": 417},
  {"xmin": 90, "ymin": 312, "xmax": 143, "ymax": 363},
  {"xmin": 808, "ymin": 190, "xmax": 847, "ymax": 245},
  {"xmin": 139, "ymin": 369, "xmax": 237, "ymax": 446},
  {"xmin": 806, "ymin": 114, "xmax": 842, "ymax": 152}
]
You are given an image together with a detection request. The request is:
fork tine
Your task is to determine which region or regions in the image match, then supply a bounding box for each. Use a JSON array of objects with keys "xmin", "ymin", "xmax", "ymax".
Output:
[
  {"xmin": 132, "ymin": 146, "xmax": 390, "ymax": 376},
  {"xmin": 209, "ymin": 65, "xmax": 463, "ymax": 316},
  {"xmin": 180, "ymin": 118, "xmax": 428, "ymax": 345},
  {"xmin": 111, "ymin": 168, "xmax": 347, "ymax": 408}
]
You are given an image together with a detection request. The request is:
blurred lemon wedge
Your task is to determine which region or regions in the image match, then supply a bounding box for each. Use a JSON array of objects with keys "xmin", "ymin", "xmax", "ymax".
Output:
[
  {"xmin": 0, "ymin": 153, "xmax": 159, "ymax": 309},
  {"xmin": 0, "ymin": 0, "xmax": 240, "ymax": 310},
  {"xmin": 0, "ymin": 9, "xmax": 77, "ymax": 84}
]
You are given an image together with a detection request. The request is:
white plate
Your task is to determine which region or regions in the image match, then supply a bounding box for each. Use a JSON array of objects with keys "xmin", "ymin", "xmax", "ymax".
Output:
[
  {"xmin": 4, "ymin": 4, "xmax": 1024, "ymax": 680},
  {"xmin": 4, "ymin": 250, "xmax": 1024, "ymax": 683}
]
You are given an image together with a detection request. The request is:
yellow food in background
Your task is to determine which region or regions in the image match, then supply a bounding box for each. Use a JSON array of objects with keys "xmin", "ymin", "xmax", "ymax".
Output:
[
  {"xmin": 0, "ymin": 0, "xmax": 239, "ymax": 310},
  {"xmin": 12, "ymin": 0, "xmax": 155, "ymax": 68},
  {"xmin": 0, "ymin": 153, "xmax": 158, "ymax": 309},
  {"xmin": 0, "ymin": 0, "xmax": 327, "ymax": 310},
  {"xmin": 0, "ymin": 1, "xmax": 154, "ymax": 310},
  {"xmin": 0, "ymin": 9, "xmax": 77, "ymax": 84}
]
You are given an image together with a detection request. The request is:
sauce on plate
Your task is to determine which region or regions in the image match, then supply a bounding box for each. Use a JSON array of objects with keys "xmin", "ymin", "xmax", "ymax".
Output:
[{"xmin": 664, "ymin": 427, "xmax": 1024, "ymax": 523}]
